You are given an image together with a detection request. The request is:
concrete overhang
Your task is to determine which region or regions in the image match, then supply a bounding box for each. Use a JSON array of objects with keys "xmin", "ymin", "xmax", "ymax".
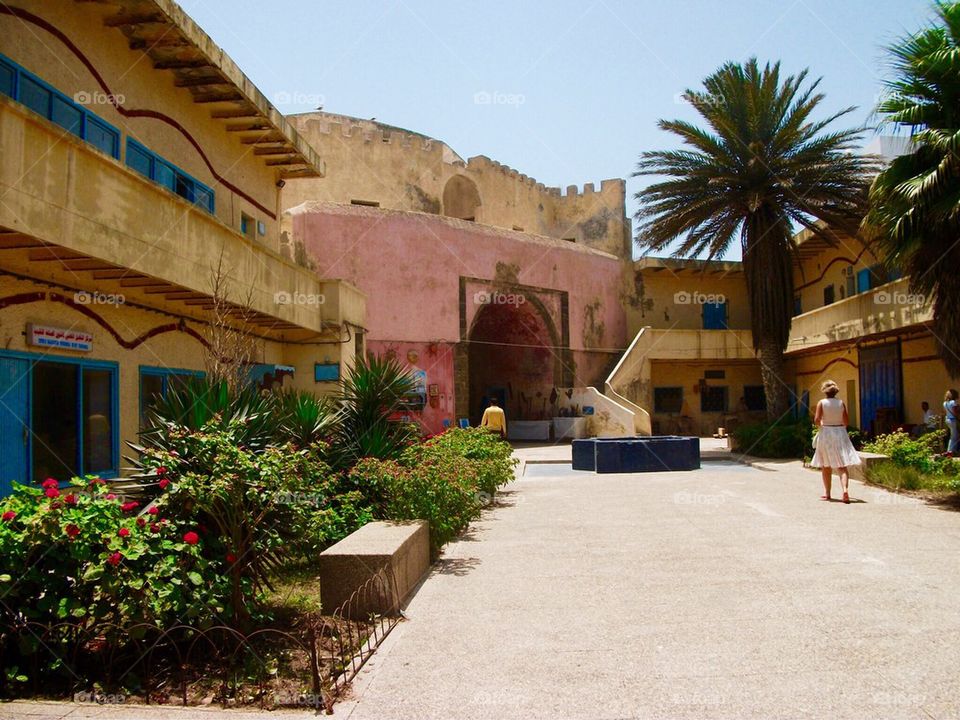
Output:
[
  {"xmin": 635, "ymin": 256, "xmax": 744, "ymax": 276},
  {"xmin": 78, "ymin": 0, "xmax": 324, "ymax": 179}
]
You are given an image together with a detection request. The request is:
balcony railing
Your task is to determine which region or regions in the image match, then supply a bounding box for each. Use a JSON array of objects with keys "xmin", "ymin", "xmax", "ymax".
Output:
[
  {"xmin": 0, "ymin": 97, "xmax": 331, "ymax": 334},
  {"xmin": 786, "ymin": 277, "xmax": 932, "ymax": 354}
]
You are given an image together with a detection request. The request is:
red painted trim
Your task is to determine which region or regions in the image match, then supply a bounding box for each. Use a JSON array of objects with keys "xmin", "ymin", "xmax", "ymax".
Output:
[
  {"xmin": 0, "ymin": 5, "xmax": 277, "ymax": 221},
  {"xmin": 795, "ymin": 245, "xmax": 874, "ymax": 292},
  {"xmin": 795, "ymin": 356, "xmax": 858, "ymax": 376},
  {"xmin": 902, "ymin": 354, "xmax": 942, "ymax": 364},
  {"xmin": 0, "ymin": 291, "xmax": 209, "ymax": 350}
]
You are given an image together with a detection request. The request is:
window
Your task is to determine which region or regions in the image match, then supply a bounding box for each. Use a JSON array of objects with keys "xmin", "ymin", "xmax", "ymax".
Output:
[
  {"xmin": 743, "ymin": 385, "xmax": 767, "ymax": 411},
  {"xmin": 19, "ymin": 357, "xmax": 118, "ymax": 482},
  {"xmin": 19, "ymin": 74, "xmax": 50, "ymax": 117},
  {"xmin": 51, "ymin": 94, "xmax": 82, "ymax": 136},
  {"xmin": 654, "ymin": 387, "xmax": 683, "ymax": 413},
  {"xmin": 125, "ymin": 139, "xmax": 214, "ymax": 213},
  {"xmin": 704, "ymin": 369, "xmax": 725, "ymax": 380},
  {"xmin": 823, "ymin": 284, "xmax": 835, "ymax": 305},
  {"xmin": 85, "ymin": 116, "xmax": 119, "ymax": 157},
  {"xmin": 701, "ymin": 385, "xmax": 728, "ymax": 413},
  {"xmin": 0, "ymin": 53, "xmax": 121, "ymax": 160},
  {"xmin": 793, "ymin": 295, "xmax": 802, "ymax": 316},
  {"xmin": 350, "ymin": 199, "xmax": 380, "ymax": 207},
  {"xmin": 0, "ymin": 57, "xmax": 15, "ymax": 97},
  {"xmin": 702, "ymin": 301, "xmax": 728, "ymax": 329},
  {"xmin": 139, "ymin": 367, "xmax": 203, "ymax": 428},
  {"xmin": 241, "ymin": 212, "xmax": 255, "ymax": 240}
]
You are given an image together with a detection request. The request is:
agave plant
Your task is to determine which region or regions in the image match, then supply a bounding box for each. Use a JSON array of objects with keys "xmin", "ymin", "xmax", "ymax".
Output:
[
  {"xmin": 331, "ymin": 353, "xmax": 420, "ymax": 468},
  {"xmin": 274, "ymin": 388, "xmax": 341, "ymax": 448}
]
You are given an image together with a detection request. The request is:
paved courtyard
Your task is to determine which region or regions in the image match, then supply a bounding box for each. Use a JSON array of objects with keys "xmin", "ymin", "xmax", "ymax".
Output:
[{"xmin": 6, "ymin": 449, "xmax": 960, "ymax": 720}]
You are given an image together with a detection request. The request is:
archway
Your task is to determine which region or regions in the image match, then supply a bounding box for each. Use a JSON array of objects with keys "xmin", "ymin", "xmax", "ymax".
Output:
[
  {"xmin": 467, "ymin": 297, "xmax": 560, "ymax": 426},
  {"xmin": 442, "ymin": 175, "xmax": 481, "ymax": 221}
]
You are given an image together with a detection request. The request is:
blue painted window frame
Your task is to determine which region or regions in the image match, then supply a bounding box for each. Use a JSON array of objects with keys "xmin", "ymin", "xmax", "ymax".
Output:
[
  {"xmin": 0, "ymin": 52, "xmax": 120, "ymax": 160},
  {"xmin": 702, "ymin": 301, "xmax": 728, "ymax": 330},
  {"xmin": 125, "ymin": 138, "xmax": 215, "ymax": 213},
  {"xmin": 139, "ymin": 366, "xmax": 204, "ymax": 427},
  {"xmin": 0, "ymin": 349, "xmax": 120, "ymax": 483}
]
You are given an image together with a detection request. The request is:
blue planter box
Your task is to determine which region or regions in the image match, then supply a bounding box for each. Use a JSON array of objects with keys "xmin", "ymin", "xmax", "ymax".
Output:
[
  {"xmin": 574, "ymin": 436, "xmax": 700, "ymax": 473},
  {"xmin": 571, "ymin": 439, "xmax": 596, "ymax": 471}
]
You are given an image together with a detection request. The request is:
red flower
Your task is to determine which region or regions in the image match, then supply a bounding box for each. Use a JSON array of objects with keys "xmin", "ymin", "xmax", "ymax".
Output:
[
  {"xmin": 120, "ymin": 501, "xmax": 139, "ymax": 512},
  {"xmin": 158, "ymin": 478, "xmax": 170, "ymax": 490},
  {"xmin": 182, "ymin": 531, "xmax": 200, "ymax": 545},
  {"xmin": 89, "ymin": 477, "xmax": 106, "ymax": 486},
  {"xmin": 225, "ymin": 552, "xmax": 237, "ymax": 564},
  {"xmin": 136, "ymin": 517, "xmax": 146, "ymax": 528},
  {"xmin": 150, "ymin": 523, "xmax": 160, "ymax": 533},
  {"xmin": 44, "ymin": 487, "xmax": 61, "ymax": 499},
  {"xmin": 64, "ymin": 494, "xmax": 77, "ymax": 506},
  {"xmin": 107, "ymin": 552, "xmax": 122, "ymax": 566},
  {"xmin": 106, "ymin": 493, "xmax": 117, "ymax": 500},
  {"xmin": 1, "ymin": 511, "xmax": 15, "ymax": 522},
  {"xmin": 156, "ymin": 466, "xmax": 168, "ymax": 477},
  {"xmin": 118, "ymin": 528, "xmax": 130, "ymax": 538},
  {"xmin": 41, "ymin": 478, "xmax": 58, "ymax": 489},
  {"xmin": 147, "ymin": 506, "xmax": 159, "ymax": 515},
  {"xmin": 65, "ymin": 524, "xmax": 80, "ymax": 538}
]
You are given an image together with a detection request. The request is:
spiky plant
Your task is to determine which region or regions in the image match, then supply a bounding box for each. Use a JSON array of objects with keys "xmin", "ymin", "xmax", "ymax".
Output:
[
  {"xmin": 634, "ymin": 58, "xmax": 874, "ymax": 418},
  {"xmin": 865, "ymin": 1, "xmax": 960, "ymax": 376},
  {"xmin": 331, "ymin": 353, "xmax": 419, "ymax": 468}
]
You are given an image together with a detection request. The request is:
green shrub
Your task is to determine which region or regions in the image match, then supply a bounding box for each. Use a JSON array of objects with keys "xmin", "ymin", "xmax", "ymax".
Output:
[
  {"xmin": 408, "ymin": 428, "xmax": 517, "ymax": 497},
  {"xmin": 732, "ymin": 418, "xmax": 813, "ymax": 458},
  {"xmin": 0, "ymin": 476, "xmax": 228, "ymax": 631},
  {"xmin": 862, "ymin": 430, "xmax": 959, "ymax": 490},
  {"xmin": 140, "ymin": 425, "xmax": 360, "ymax": 625}
]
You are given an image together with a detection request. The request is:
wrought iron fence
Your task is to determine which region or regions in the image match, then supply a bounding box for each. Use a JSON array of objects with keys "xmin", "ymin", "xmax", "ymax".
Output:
[{"xmin": 0, "ymin": 563, "xmax": 401, "ymax": 713}]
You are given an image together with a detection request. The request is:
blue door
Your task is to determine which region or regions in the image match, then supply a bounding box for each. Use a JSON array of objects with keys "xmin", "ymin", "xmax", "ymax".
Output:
[
  {"xmin": 703, "ymin": 302, "xmax": 728, "ymax": 329},
  {"xmin": 859, "ymin": 343, "xmax": 901, "ymax": 434},
  {"xmin": 0, "ymin": 357, "xmax": 30, "ymax": 495}
]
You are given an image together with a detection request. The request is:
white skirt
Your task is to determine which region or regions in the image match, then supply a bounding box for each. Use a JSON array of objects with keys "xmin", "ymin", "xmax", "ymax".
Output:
[{"xmin": 811, "ymin": 426, "xmax": 861, "ymax": 468}]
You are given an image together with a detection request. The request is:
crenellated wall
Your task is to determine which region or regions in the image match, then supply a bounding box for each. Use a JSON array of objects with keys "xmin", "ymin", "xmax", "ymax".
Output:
[{"xmin": 283, "ymin": 111, "xmax": 630, "ymax": 259}]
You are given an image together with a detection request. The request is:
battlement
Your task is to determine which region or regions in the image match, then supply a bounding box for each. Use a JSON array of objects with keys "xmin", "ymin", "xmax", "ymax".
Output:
[
  {"xmin": 466, "ymin": 155, "xmax": 550, "ymax": 193},
  {"xmin": 289, "ymin": 112, "xmax": 452, "ymax": 157}
]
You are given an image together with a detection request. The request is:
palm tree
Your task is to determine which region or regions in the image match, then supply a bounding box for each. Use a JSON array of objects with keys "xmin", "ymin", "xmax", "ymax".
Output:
[
  {"xmin": 865, "ymin": 1, "xmax": 960, "ymax": 376},
  {"xmin": 634, "ymin": 59, "xmax": 874, "ymax": 419}
]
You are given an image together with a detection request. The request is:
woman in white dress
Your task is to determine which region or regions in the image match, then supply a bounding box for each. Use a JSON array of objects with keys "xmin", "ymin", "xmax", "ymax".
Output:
[{"xmin": 811, "ymin": 380, "xmax": 861, "ymax": 503}]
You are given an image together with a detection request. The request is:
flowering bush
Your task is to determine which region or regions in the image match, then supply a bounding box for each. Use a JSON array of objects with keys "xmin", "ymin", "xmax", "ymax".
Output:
[
  {"xmin": 139, "ymin": 424, "xmax": 365, "ymax": 625},
  {"xmin": 0, "ymin": 476, "xmax": 227, "ymax": 631},
  {"xmin": 349, "ymin": 428, "xmax": 517, "ymax": 554}
]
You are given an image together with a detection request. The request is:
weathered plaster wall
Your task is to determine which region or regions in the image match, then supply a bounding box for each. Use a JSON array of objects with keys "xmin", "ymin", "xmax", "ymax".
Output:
[
  {"xmin": 792, "ymin": 233, "xmax": 883, "ymax": 315},
  {"xmin": 649, "ymin": 360, "xmax": 764, "ymax": 437},
  {"xmin": 625, "ymin": 269, "xmax": 752, "ymax": 335},
  {"xmin": 290, "ymin": 203, "xmax": 628, "ymax": 434}
]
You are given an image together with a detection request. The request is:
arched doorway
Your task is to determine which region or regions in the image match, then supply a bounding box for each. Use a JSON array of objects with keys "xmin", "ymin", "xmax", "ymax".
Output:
[
  {"xmin": 442, "ymin": 175, "xmax": 481, "ymax": 221},
  {"xmin": 467, "ymin": 297, "xmax": 560, "ymax": 426}
]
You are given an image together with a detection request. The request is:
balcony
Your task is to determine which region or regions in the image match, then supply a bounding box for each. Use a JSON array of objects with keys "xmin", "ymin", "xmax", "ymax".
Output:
[
  {"xmin": 786, "ymin": 277, "xmax": 932, "ymax": 355},
  {"xmin": 0, "ymin": 97, "xmax": 337, "ymax": 337}
]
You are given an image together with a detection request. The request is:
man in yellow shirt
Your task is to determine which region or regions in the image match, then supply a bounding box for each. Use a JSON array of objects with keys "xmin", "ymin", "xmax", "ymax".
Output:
[{"xmin": 480, "ymin": 398, "xmax": 507, "ymax": 439}]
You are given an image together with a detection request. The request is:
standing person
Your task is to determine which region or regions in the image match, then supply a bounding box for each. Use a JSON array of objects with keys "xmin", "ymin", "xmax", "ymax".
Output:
[
  {"xmin": 945, "ymin": 389, "xmax": 959, "ymax": 456},
  {"xmin": 811, "ymin": 380, "xmax": 861, "ymax": 504},
  {"xmin": 480, "ymin": 397, "xmax": 507, "ymax": 440}
]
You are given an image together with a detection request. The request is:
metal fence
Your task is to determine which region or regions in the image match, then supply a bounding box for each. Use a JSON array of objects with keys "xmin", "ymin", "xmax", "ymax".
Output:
[{"xmin": 0, "ymin": 563, "xmax": 402, "ymax": 713}]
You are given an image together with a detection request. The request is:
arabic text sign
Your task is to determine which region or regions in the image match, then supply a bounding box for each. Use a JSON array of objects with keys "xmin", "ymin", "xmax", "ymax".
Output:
[{"xmin": 26, "ymin": 324, "xmax": 93, "ymax": 352}]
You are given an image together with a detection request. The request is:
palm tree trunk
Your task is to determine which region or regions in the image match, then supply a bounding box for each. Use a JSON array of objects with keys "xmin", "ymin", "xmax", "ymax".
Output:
[{"xmin": 757, "ymin": 334, "xmax": 790, "ymax": 420}]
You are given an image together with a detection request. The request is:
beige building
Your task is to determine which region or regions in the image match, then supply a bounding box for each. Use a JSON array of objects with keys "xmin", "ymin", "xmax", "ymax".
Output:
[{"xmin": 0, "ymin": 0, "xmax": 364, "ymax": 493}]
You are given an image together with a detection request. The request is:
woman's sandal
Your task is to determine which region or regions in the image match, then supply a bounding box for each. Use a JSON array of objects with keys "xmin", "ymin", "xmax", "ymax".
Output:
[
  {"xmin": 842, "ymin": 492, "xmax": 850, "ymax": 504},
  {"xmin": 820, "ymin": 495, "xmax": 831, "ymax": 501}
]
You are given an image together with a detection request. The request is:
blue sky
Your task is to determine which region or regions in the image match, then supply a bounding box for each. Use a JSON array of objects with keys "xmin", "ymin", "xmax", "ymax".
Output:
[{"xmin": 181, "ymin": 0, "xmax": 933, "ymax": 258}]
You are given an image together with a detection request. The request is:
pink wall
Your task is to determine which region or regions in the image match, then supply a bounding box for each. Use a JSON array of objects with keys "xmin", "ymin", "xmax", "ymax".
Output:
[{"xmin": 292, "ymin": 203, "xmax": 628, "ymax": 434}]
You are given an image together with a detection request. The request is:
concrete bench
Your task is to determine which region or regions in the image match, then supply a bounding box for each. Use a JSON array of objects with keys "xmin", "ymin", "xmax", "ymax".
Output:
[{"xmin": 318, "ymin": 520, "xmax": 430, "ymax": 619}]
